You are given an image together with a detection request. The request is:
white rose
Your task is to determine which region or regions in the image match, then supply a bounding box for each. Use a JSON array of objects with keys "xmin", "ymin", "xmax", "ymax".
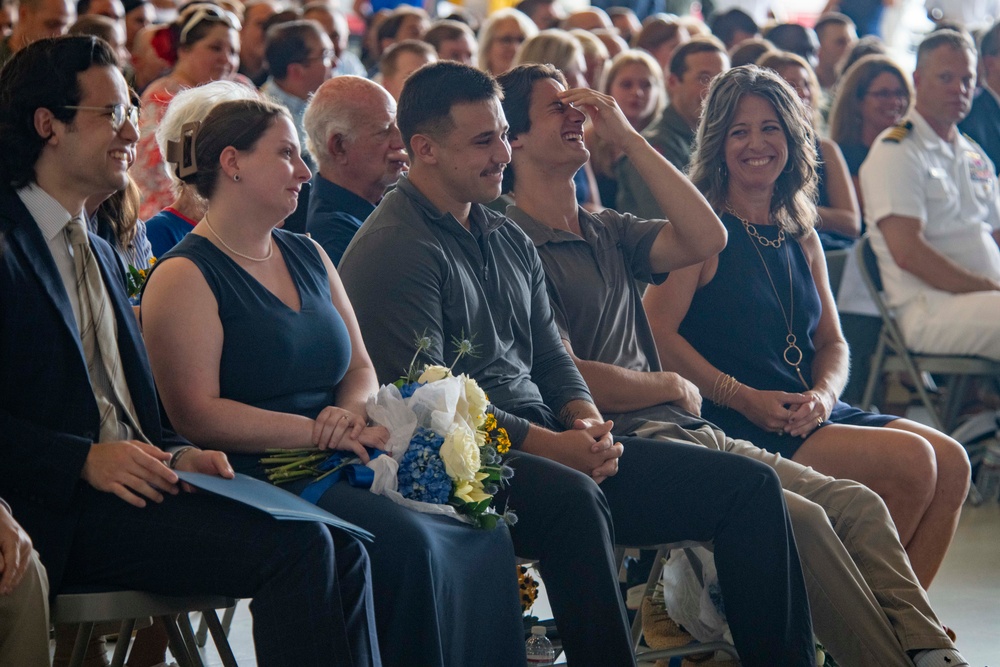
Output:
[
  {"xmin": 418, "ymin": 365, "xmax": 451, "ymax": 383},
  {"xmin": 463, "ymin": 375, "xmax": 488, "ymax": 427},
  {"xmin": 440, "ymin": 423, "xmax": 481, "ymax": 482}
]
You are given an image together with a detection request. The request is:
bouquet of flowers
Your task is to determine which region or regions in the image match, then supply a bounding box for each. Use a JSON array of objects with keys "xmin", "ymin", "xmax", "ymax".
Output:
[
  {"xmin": 263, "ymin": 335, "xmax": 516, "ymax": 529},
  {"xmin": 364, "ymin": 335, "xmax": 516, "ymax": 529}
]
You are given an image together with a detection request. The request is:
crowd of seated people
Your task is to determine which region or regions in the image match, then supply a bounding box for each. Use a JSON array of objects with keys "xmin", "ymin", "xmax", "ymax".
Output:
[{"xmin": 2, "ymin": 0, "xmax": 999, "ymax": 665}]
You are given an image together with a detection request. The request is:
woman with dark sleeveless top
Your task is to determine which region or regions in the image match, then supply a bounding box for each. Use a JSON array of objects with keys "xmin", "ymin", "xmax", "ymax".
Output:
[
  {"xmin": 644, "ymin": 66, "xmax": 970, "ymax": 589},
  {"xmin": 141, "ymin": 99, "xmax": 525, "ymax": 667}
]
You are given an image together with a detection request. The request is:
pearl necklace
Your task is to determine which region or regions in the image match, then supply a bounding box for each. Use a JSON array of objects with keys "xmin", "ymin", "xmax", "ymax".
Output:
[{"xmin": 203, "ymin": 213, "xmax": 274, "ymax": 263}]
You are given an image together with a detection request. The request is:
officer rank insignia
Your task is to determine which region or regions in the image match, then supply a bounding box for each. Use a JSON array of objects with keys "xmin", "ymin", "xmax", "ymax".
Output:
[{"xmin": 882, "ymin": 120, "xmax": 913, "ymax": 143}]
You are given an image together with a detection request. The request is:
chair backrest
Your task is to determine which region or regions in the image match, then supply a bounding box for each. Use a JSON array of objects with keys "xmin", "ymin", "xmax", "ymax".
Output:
[
  {"xmin": 824, "ymin": 248, "xmax": 850, "ymax": 300},
  {"xmin": 857, "ymin": 235, "xmax": 884, "ymax": 293},
  {"xmin": 855, "ymin": 234, "xmax": 915, "ymax": 356}
]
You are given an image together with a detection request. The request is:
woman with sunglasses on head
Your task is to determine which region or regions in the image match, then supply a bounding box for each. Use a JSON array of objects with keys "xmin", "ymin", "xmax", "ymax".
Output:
[
  {"xmin": 643, "ymin": 65, "xmax": 970, "ymax": 591},
  {"xmin": 133, "ymin": 2, "xmax": 248, "ymax": 220}
]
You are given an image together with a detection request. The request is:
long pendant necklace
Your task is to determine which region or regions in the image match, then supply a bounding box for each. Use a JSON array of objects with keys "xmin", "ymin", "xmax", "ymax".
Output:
[{"xmin": 730, "ymin": 207, "xmax": 809, "ymax": 390}]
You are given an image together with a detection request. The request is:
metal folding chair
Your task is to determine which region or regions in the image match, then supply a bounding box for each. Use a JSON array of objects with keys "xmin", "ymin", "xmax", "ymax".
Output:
[
  {"xmin": 51, "ymin": 588, "xmax": 238, "ymax": 667},
  {"xmin": 855, "ymin": 234, "xmax": 1000, "ymax": 433}
]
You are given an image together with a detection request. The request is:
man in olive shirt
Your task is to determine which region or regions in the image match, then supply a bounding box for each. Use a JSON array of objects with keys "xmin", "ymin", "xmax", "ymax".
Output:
[
  {"xmin": 0, "ymin": 498, "xmax": 49, "ymax": 667},
  {"xmin": 616, "ymin": 36, "xmax": 728, "ymax": 218}
]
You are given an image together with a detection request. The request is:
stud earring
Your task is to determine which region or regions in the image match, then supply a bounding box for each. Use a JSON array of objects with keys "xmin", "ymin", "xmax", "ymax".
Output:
[{"xmin": 233, "ymin": 173, "xmax": 241, "ymax": 182}]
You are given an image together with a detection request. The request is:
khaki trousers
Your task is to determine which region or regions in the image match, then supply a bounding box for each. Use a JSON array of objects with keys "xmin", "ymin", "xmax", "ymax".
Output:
[
  {"xmin": 631, "ymin": 420, "xmax": 954, "ymax": 666},
  {"xmin": 0, "ymin": 549, "xmax": 50, "ymax": 667}
]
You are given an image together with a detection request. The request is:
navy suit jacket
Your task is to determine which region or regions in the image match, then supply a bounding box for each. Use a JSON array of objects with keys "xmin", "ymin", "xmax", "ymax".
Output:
[
  {"xmin": 959, "ymin": 87, "xmax": 1000, "ymax": 175},
  {"xmin": 0, "ymin": 186, "xmax": 183, "ymax": 591}
]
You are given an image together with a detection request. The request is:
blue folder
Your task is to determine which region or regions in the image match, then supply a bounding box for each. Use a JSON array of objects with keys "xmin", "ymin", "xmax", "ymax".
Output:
[{"xmin": 176, "ymin": 471, "xmax": 374, "ymax": 542}]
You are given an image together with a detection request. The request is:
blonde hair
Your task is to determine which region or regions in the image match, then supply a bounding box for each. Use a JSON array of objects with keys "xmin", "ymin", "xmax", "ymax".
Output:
[{"xmin": 477, "ymin": 8, "xmax": 537, "ymax": 73}]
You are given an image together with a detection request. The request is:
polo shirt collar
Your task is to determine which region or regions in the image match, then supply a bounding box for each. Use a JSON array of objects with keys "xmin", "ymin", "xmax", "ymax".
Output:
[
  {"xmin": 506, "ymin": 204, "xmax": 601, "ymax": 248},
  {"xmin": 312, "ymin": 172, "xmax": 375, "ymax": 220},
  {"xmin": 396, "ymin": 173, "xmax": 505, "ymax": 236}
]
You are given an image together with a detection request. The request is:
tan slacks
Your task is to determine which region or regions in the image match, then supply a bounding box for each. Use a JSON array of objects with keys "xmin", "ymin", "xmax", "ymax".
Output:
[
  {"xmin": 0, "ymin": 549, "xmax": 50, "ymax": 667},
  {"xmin": 631, "ymin": 420, "xmax": 954, "ymax": 666}
]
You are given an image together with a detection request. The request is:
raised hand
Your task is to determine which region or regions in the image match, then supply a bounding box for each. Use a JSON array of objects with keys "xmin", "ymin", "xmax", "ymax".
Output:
[{"xmin": 558, "ymin": 87, "xmax": 638, "ymax": 150}]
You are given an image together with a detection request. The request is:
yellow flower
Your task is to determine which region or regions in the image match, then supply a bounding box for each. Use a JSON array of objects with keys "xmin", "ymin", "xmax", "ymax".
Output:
[
  {"xmin": 440, "ymin": 424, "xmax": 481, "ymax": 481},
  {"xmin": 454, "ymin": 476, "xmax": 491, "ymax": 504},
  {"xmin": 148, "ymin": 256, "xmax": 157, "ymax": 266},
  {"xmin": 484, "ymin": 413, "xmax": 498, "ymax": 432},
  {"xmin": 496, "ymin": 428, "xmax": 511, "ymax": 454},
  {"xmin": 418, "ymin": 364, "xmax": 451, "ymax": 383}
]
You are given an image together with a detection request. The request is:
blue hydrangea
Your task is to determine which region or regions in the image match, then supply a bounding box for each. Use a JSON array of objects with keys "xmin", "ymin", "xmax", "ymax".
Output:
[
  {"xmin": 398, "ymin": 381, "xmax": 423, "ymax": 399},
  {"xmin": 397, "ymin": 428, "xmax": 452, "ymax": 504}
]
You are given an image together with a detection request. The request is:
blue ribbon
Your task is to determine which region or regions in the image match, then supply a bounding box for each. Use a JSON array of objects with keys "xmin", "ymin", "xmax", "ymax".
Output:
[{"xmin": 299, "ymin": 449, "xmax": 383, "ymax": 505}]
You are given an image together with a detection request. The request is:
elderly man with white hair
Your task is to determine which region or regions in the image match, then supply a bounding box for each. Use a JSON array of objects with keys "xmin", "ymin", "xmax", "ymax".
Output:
[{"xmin": 303, "ymin": 75, "xmax": 408, "ymax": 265}]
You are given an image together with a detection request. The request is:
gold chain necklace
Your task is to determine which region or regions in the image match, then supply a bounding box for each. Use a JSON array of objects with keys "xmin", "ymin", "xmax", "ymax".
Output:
[
  {"xmin": 735, "ymin": 210, "xmax": 809, "ymax": 390},
  {"xmin": 727, "ymin": 204, "xmax": 785, "ymax": 248},
  {"xmin": 203, "ymin": 212, "xmax": 274, "ymax": 263}
]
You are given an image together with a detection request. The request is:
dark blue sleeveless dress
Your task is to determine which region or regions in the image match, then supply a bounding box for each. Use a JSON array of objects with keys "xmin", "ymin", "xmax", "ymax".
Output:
[
  {"xmin": 679, "ymin": 213, "xmax": 895, "ymax": 459},
  {"xmin": 161, "ymin": 230, "xmax": 525, "ymax": 667}
]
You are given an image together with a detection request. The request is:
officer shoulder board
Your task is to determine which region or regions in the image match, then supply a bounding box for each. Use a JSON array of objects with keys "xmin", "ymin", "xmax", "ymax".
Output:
[{"xmin": 882, "ymin": 120, "xmax": 913, "ymax": 143}]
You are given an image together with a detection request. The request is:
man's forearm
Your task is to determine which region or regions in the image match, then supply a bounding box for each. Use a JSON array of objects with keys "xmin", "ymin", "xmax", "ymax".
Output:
[
  {"xmin": 575, "ymin": 358, "xmax": 683, "ymax": 413},
  {"xmin": 557, "ymin": 398, "xmax": 603, "ymax": 430}
]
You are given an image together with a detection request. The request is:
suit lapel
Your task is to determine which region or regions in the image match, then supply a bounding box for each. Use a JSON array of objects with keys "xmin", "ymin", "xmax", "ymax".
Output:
[{"xmin": 5, "ymin": 195, "xmax": 88, "ymax": 365}]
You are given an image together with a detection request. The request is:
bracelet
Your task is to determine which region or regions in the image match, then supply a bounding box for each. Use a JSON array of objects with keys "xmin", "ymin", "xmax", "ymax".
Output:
[
  {"xmin": 169, "ymin": 446, "xmax": 196, "ymax": 470},
  {"xmin": 711, "ymin": 373, "xmax": 742, "ymax": 408}
]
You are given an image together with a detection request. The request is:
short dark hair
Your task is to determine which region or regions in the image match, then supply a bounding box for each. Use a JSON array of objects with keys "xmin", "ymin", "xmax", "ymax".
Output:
[
  {"xmin": 980, "ymin": 20, "xmax": 1000, "ymax": 58},
  {"xmin": 917, "ymin": 29, "xmax": 976, "ymax": 71},
  {"xmin": 380, "ymin": 38, "xmax": 435, "ymax": 78},
  {"xmin": 265, "ymin": 20, "xmax": 323, "ymax": 79},
  {"xmin": 709, "ymin": 8, "xmax": 758, "ymax": 48},
  {"xmin": 497, "ymin": 63, "xmax": 564, "ymax": 192},
  {"xmin": 761, "ymin": 22, "xmax": 818, "ymax": 64},
  {"xmin": 0, "ymin": 36, "xmax": 119, "ymax": 188},
  {"xmin": 669, "ymin": 34, "xmax": 726, "ymax": 78},
  {"xmin": 813, "ymin": 12, "xmax": 855, "ymax": 37},
  {"xmin": 423, "ymin": 19, "xmax": 474, "ymax": 52},
  {"xmin": 377, "ymin": 6, "xmax": 425, "ymax": 44},
  {"xmin": 397, "ymin": 60, "xmax": 501, "ymax": 156},
  {"xmin": 180, "ymin": 98, "xmax": 289, "ymax": 199}
]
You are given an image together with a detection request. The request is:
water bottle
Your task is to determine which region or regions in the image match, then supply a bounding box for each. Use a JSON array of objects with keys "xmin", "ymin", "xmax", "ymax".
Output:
[
  {"xmin": 525, "ymin": 625, "xmax": 555, "ymax": 665},
  {"xmin": 975, "ymin": 441, "xmax": 1000, "ymax": 504}
]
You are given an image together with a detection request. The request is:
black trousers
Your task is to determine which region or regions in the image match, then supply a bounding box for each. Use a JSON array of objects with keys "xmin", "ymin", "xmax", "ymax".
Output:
[
  {"xmin": 60, "ymin": 486, "xmax": 381, "ymax": 667},
  {"xmin": 500, "ymin": 437, "xmax": 816, "ymax": 667}
]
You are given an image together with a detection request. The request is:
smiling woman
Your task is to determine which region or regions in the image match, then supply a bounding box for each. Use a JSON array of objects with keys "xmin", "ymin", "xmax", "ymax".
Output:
[
  {"xmin": 644, "ymin": 65, "xmax": 971, "ymax": 590},
  {"xmin": 131, "ymin": 2, "xmax": 246, "ymax": 220}
]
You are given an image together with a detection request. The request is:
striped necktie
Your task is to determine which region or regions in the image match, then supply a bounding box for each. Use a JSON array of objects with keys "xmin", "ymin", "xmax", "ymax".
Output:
[{"xmin": 65, "ymin": 217, "xmax": 149, "ymax": 444}]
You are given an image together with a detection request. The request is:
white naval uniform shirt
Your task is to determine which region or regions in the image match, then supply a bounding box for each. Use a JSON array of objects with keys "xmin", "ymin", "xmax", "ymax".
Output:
[{"xmin": 860, "ymin": 110, "xmax": 1000, "ymax": 308}]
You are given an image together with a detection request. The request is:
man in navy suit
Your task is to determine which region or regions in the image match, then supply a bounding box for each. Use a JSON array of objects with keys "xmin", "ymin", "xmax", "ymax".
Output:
[
  {"xmin": 959, "ymin": 21, "xmax": 1000, "ymax": 175},
  {"xmin": 0, "ymin": 36, "xmax": 380, "ymax": 667}
]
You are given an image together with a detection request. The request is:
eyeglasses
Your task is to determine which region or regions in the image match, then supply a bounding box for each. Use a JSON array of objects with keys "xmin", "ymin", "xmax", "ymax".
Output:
[
  {"xmin": 61, "ymin": 104, "xmax": 140, "ymax": 132},
  {"xmin": 495, "ymin": 35, "xmax": 526, "ymax": 45},
  {"xmin": 301, "ymin": 49, "xmax": 335, "ymax": 65},
  {"xmin": 866, "ymin": 89, "xmax": 908, "ymax": 101}
]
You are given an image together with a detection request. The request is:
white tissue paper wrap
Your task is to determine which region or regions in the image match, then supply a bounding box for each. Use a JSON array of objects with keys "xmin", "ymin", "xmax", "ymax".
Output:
[{"xmin": 363, "ymin": 376, "xmax": 479, "ymax": 524}]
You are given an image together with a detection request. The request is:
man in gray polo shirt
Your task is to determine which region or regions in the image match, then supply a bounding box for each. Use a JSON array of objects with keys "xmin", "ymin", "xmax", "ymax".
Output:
[
  {"xmin": 340, "ymin": 60, "xmax": 818, "ymax": 667},
  {"xmin": 498, "ymin": 62, "xmax": 966, "ymax": 667}
]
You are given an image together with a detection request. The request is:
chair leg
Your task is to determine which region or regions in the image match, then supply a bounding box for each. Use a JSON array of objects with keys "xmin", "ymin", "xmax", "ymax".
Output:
[
  {"xmin": 160, "ymin": 615, "xmax": 198, "ymax": 667},
  {"xmin": 861, "ymin": 335, "xmax": 889, "ymax": 411},
  {"xmin": 109, "ymin": 619, "xmax": 137, "ymax": 667},
  {"xmin": 220, "ymin": 604, "xmax": 237, "ymax": 637},
  {"xmin": 205, "ymin": 610, "xmax": 240, "ymax": 667},
  {"xmin": 177, "ymin": 614, "xmax": 207, "ymax": 667},
  {"xmin": 69, "ymin": 623, "xmax": 96, "ymax": 667}
]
